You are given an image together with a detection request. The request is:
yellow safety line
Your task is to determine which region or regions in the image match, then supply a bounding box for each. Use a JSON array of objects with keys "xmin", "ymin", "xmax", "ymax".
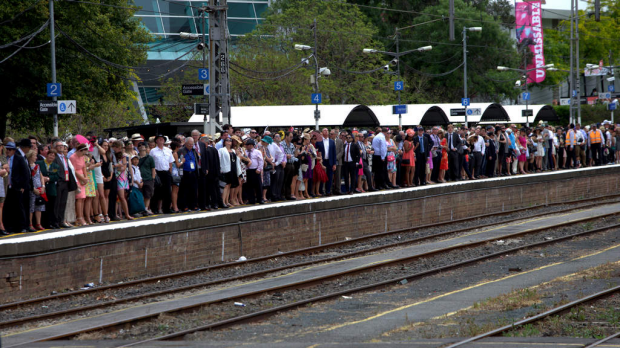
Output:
[{"xmin": 317, "ymin": 242, "xmax": 620, "ymax": 333}]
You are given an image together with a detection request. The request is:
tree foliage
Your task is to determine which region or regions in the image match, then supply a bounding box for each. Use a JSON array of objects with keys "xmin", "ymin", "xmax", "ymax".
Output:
[{"xmin": 0, "ymin": 0, "xmax": 150, "ymax": 139}]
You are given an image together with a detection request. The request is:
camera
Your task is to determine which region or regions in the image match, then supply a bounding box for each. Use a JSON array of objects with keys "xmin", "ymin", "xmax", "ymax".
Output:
[
  {"xmin": 319, "ymin": 67, "xmax": 331, "ymax": 77},
  {"xmin": 390, "ymin": 58, "xmax": 398, "ymax": 66},
  {"xmin": 515, "ymin": 80, "xmax": 521, "ymax": 87},
  {"xmin": 383, "ymin": 64, "xmax": 390, "ymax": 72}
]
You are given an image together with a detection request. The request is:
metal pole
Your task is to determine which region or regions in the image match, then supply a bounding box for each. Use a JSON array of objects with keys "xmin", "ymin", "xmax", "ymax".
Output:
[
  {"xmin": 569, "ymin": 0, "xmax": 574, "ymax": 124},
  {"xmin": 202, "ymin": 9, "xmax": 208, "ymax": 134},
  {"xmin": 313, "ymin": 19, "xmax": 320, "ymax": 131},
  {"xmin": 576, "ymin": 0, "xmax": 581, "ymax": 124},
  {"xmin": 463, "ymin": 27, "xmax": 468, "ymax": 128},
  {"xmin": 396, "ymin": 30, "xmax": 401, "ymax": 129},
  {"xmin": 50, "ymin": 0, "xmax": 58, "ymax": 137},
  {"xmin": 524, "ymin": 52, "xmax": 529, "ymax": 127}
]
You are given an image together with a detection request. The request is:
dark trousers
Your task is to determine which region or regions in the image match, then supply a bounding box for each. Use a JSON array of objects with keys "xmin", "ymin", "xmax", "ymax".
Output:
[
  {"xmin": 155, "ymin": 171, "xmax": 172, "ymax": 213},
  {"xmin": 362, "ymin": 159, "xmax": 373, "ymax": 189},
  {"xmin": 55, "ymin": 181, "xmax": 69, "ymax": 224},
  {"xmin": 498, "ymin": 151, "xmax": 508, "ymax": 174},
  {"xmin": 486, "ymin": 158, "xmax": 496, "ymax": 178},
  {"xmin": 45, "ymin": 195, "xmax": 57, "ymax": 228},
  {"xmin": 321, "ymin": 163, "xmax": 334, "ymax": 195},
  {"xmin": 591, "ymin": 143, "xmax": 602, "ymax": 166},
  {"xmin": 333, "ymin": 164, "xmax": 342, "ymax": 193},
  {"xmin": 180, "ymin": 171, "xmax": 198, "ymax": 210},
  {"xmin": 109, "ymin": 178, "xmax": 118, "ymax": 219},
  {"xmin": 372, "ymin": 155, "xmax": 385, "ymax": 188},
  {"xmin": 271, "ymin": 165, "xmax": 284, "ymax": 200},
  {"xmin": 197, "ymin": 172, "xmax": 207, "ymax": 210},
  {"xmin": 448, "ymin": 151, "xmax": 460, "ymax": 181},
  {"xmin": 414, "ymin": 155, "xmax": 427, "ymax": 185},
  {"xmin": 342, "ymin": 161, "xmax": 357, "ymax": 193},
  {"xmin": 244, "ymin": 170, "xmax": 263, "ymax": 204},
  {"xmin": 205, "ymin": 175, "xmax": 221, "ymax": 208},
  {"xmin": 283, "ymin": 163, "xmax": 296, "ymax": 198},
  {"xmin": 431, "ymin": 155, "xmax": 440, "ymax": 182},
  {"xmin": 5, "ymin": 187, "xmax": 28, "ymax": 232},
  {"xmin": 471, "ymin": 152, "xmax": 482, "ymax": 177}
]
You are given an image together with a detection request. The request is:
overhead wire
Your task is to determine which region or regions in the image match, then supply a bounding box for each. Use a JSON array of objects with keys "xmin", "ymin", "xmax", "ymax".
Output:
[
  {"xmin": 401, "ymin": 60, "xmax": 464, "ymax": 77},
  {"xmin": 0, "ymin": 18, "xmax": 50, "ymax": 64},
  {"xmin": 0, "ymin": 18, "xmax": 51, "ymax": 49},
  {"xmin": 0, "ymin": 0, "xmax": 45, "ymax": 26},
  {"xmin": 229, "ymin": 64, "xmax": 305, "ymax": 81},
  {"xmin": 230, "ymin": 59, "xmax": 306, "ymax": 74}
]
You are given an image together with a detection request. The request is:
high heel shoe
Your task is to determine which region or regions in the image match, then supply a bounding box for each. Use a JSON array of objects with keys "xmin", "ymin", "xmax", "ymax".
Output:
[
  {"xmin": 104, "ymin": 215, "xmax": 110, "ymax": 223},
  {"xmin": 34, "ymin": 224, "xmax": 44, "ymax": 231}
]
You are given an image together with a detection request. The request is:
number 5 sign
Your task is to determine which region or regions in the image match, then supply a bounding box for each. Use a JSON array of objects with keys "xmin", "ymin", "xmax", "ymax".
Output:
[
  {"xmin": 394, "ymin": 81, "xmax": 404, "ymax": 91},
  {"xmin": 311, "ymin": 93, "xmax": 322, "ymax": 104}
]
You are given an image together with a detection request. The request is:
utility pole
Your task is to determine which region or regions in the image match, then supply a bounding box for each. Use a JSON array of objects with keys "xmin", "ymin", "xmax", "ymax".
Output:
[
  {"xmin": 200, "ymin": 7, "xmax": 208, "ymax": 134},
  {"xmin": 576, "ymin": 0, "xmax": 581, "ymax": 124},
  {"xmin": 208, "ymin": 0, "xmax": 230, "ymax": 135},
  {"xmin": 569, "ymin": 0, "xmax": 574, "ymax": 124},
  {"xmin": 313, "ymin": 19, "xmax": 319, "ymax": 131},
  {"xmin": 396, "ymin": 30, "xmax": 402, "ymax": 129},
  {"xmin": 523, "ymin": 50, "xmax": 530, "ymax": 126},
  {"xmin": 50, "ymin": 0, "xmax": 58, "ymax": 137},
  {"xmin": 463, "ymin": 27, "xmax": 468, "ymax": 128}
]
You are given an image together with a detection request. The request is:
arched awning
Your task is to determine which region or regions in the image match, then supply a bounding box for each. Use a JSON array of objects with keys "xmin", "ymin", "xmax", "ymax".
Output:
[
  {"xmin": 533, "ymin": 105, "xmax": 559, "ymax": 123},
  {"xmin": 419, "ymin": 106, "xmax": 450, "ymax": 126},
  {"xmin": 479, "ymin": 103, "xmax": 510, "ymax": 122},
  {"xmin": 343, "ymin": 105, "xmax": 380, "ymax": 128}
]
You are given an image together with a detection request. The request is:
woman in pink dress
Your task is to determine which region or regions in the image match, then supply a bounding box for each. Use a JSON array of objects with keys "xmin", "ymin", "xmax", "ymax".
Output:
[
  {"xmin": 70, "ymin": 143, "xmax": 89, "ymax": 226},
  {"xmin": 518, "ymin": 130, "xmax": 528, "ymax": 174}
]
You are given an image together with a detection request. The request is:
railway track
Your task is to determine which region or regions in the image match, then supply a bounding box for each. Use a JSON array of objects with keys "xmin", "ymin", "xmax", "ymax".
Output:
[
  {"xmin": 445, "ymin": 285, "xmax": 620, "ymax": 348},
  {"xmin": 4, "ymin": 202, "xmax": 620, "ymax": 347},
  {"xmin": 1, "ymin": 195, "xmax": 618, "ymax": 330}
]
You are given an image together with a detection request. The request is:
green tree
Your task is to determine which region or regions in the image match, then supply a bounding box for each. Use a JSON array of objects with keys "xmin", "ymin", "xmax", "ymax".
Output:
[{"xmin": 0, "ymin": 0, "xmax": 150, "ymax": 139}]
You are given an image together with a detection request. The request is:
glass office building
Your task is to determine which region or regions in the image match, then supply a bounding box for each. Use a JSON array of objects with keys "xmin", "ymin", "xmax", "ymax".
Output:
[{"xmin": 132, "ymin": 0, "xmax": 269, "ymax": 104}]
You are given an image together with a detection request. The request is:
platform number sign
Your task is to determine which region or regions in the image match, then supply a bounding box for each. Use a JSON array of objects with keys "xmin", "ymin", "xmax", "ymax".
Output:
[
  {"xmin": 47, "ymin": 83, "xmax": 61, "ymax": 97},
  {"xmin": 522, "ymin": 92, "xmax": 531, "ymax": 101},
  {"xmin": 461, "ymin": 98, "xmax": 470, "ymax": 107},
  {"xmin": 311, "ymin": 93, "xmax": 322, "ymax": 104},
  {"xmin": 394, "ymin": 81, "xmax": 404, "ymax": 91},
  {"xmin": 609, "ymin": 85, "xmax": 615, "ymax": 93},
  {"xmin": 198, "ymin": 68, "xmax": 209, "ymax": 81}
]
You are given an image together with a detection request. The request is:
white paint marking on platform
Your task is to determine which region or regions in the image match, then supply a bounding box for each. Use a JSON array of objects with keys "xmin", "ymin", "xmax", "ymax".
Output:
[
  {"xmin": 221, "ymin": 232, "xmax": 225, "ymax": 262},
  {"xmin": 19, "ymin": 265, "xmax": 22, "ymax": 291},
  {"xmin": 1, "ymin": 165, "xmax": 618, "ymax": 247},
  {"xmin": 145, "ymin": 247, "xmax": 148, "ymax": 269},
  {"xmin": 99, "ymin": 258, "xmax": 103, "ymax": 284},
  {"xmin": 319, "ymin": 221, "xmax": 322, "ymax": 245}
]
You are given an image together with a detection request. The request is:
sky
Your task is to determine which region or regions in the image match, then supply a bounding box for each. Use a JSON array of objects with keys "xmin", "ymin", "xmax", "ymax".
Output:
[{"xmin": 541, "ymin": 0, "xmax": 590, "ymax": 11}]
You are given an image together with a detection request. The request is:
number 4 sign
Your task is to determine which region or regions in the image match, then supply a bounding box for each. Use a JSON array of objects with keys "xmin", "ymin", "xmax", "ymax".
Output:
[{"xmin": 311, "ymin": 93, "xmax": 322, "ymax": 104}]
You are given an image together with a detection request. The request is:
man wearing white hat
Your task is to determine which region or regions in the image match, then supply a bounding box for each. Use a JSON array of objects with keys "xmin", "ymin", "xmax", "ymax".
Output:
[{"xmin": 131, "ymin": 133, "xmax": 142, "ymax": 153}]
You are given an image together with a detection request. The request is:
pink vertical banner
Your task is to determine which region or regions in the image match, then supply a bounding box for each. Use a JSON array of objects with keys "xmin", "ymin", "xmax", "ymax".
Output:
[{"xmin": 515, "ymin": 1, "xmax": 546, "ymax": 83}]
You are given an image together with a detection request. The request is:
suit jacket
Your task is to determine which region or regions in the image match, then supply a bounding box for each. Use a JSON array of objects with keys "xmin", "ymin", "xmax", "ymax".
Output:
[
  {"xmin": 197, "ymin": 141, "xmax": 209, "ymax": 175},
  {"xmin": 316, "ymin": 139, "xmax": 337, "ymax": 168},
  {"xmin": 9, "ymin": 152, "xmax": 31, "ymax": 191},
  {"xmin": 335, "ymin": 137, "xmax": 344, "ymax": 165},
  {"xmin": 342, "ymin": 141, "xmax": 361, "ymax": 165},
  {"xmin": 53, "ymin": 153, "xmax": 78, "ymax": 189},
  {"xmin": 446, "ymin": 132, "xmax": 463, "ymax": 155},
  {"xmin": 205, "ymin": 146, "xmax": 220, "ymax": 178},
  {"xmin": 413, "ymin": 135, "xmax": 431, "ymax": 160},
  {"xmin": 486, "ymin": 139, "xmax": 497, "ymax": 161},
  {"xmin": 37, "ymin": 159, "xmax": 60, "ymax": 196}
]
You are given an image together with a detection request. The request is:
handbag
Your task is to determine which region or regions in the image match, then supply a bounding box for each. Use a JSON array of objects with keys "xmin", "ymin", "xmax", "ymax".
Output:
[
  {"xmin": 153, "ymin": 174, "xmax": 162, "ymax": 188},
  {"xmin": 387, "ymin": 155, "xmax": 395, "ymax": 162},
  {"xmin": 34, "ymin": 195, "xmax": 46, "ymax": 206},
  {"xmin": 401, "ymin": 159, "xmax": 410, "ymax": 165},
  {"xmin": 301, "ymin": 164, "xmax": 309, "ymax": 172},
  {"xmin": 128, "ymin": 188, "xmax": 146, "ymax": 215}
]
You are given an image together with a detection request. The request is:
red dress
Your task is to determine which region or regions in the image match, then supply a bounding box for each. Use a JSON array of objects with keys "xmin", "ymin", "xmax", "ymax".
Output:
[
  {"xmin": 440, "ymin": 138, "xmax": 449, "ymax": 170},
  {"xmin": 401, "ymin": 140, "xmax": 415, "ymax": 167},
  {"xmin": 313, "ymin": 159, "xmax": 328, "ymax": 183}
]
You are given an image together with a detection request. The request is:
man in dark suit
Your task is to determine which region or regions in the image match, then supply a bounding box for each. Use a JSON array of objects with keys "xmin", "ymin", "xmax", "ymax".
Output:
[
  {"xmin": 191, "ymin": 130, "xmax": 210, "ymax": 211},
  {"xmin": 204, "ymin": 135, "xmax": 224, "ymax": 209},
  {"xmin": 53, "ymin": 140, "xmax": 77, "ymax": 227},
  {"xmin": 315, "ymin": 128, "xmax": 337, "ymax": 196},
  {"xmin": 4, "ymin": 141, "xmax": 32, "ymax": 233},
  {"xmin": 413, "ymin": 127, "xmax": 431, "ymax": 186},
  {"xmin": 446, "ymin": 124, "xmax": 463, "ymax": 181},
  {"xmin": 341, "ymin": 133, "xmax": 361, "ymax": 194},
  {"xmin": 485, "ymin": 132, "xmax": 498, "ymax": 178}
]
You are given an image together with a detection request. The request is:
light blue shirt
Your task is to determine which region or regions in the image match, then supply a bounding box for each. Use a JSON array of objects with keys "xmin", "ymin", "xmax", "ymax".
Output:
[
  {"xmin": 418, "ymin": 136, "xmax": 424, "ymax": 153},
  {"xmin": 508, "ymin": 133, "xmax": 516, "ymax": 150},
  {"xmin": 215, "ymin": 139, "xmax": 224, "ymax": 150},
  {"xmin": 372, "ymin": 132, "xmax": 387, "ymax": 160}
]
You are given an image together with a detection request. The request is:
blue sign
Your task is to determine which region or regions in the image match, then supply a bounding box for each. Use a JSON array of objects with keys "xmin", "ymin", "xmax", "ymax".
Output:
[
  {"xmin": 461, "ymin": 98, "xmax": 470, "ymax": 107},
  {"xmin": 394, "ymin": 81, "xmax": 404, "ymax": 91},
  {"xmin": 572, "ymin": 90, "xmax": 578, "ymax": 97},
  {"xmin": 47, "ymin": 83, "xmax": 61, "ymax": 97},
  {"xmin": 609, "ymin": 85, "xmax": 615, "ymax": 92},
  {"xmin": 311, "ymin": 93, "xmax": 322, "ymax": 104},
  {"xmin": 392, "ymin": 105, "xmax": 407, "ymax": 114},
  {"xmin": 610, "ymin": 103, "xmax": 617, "ymax": 111},
  {"xmin": 198, "ymin": 68, "xmax": 209, "ymax": 80},
  {"xmin": 522, "ymin": 92, "xmax": 530, "ymax": 101}
]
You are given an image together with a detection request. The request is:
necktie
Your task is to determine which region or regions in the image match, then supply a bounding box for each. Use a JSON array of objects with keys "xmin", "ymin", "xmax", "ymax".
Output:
[
  {"xmin": 346, "ymin": 143, "xmax": 350, "ymax": 162},
  {"xmin": 449, "ymin": 134, "xmax": 452, "ymax": 150},
  {"xmin": 419, "ymin": 137, "xmax": 424, "ymax": 153},
  {"xmin": 8, "ymin": 156, "xmax": 13, "ymax": 186}
]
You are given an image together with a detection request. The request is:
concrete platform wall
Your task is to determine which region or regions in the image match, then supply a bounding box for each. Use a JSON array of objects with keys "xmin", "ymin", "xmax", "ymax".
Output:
[{"xmin": 2, "ymin": 167, "xmax": 619, "ymax": 303}]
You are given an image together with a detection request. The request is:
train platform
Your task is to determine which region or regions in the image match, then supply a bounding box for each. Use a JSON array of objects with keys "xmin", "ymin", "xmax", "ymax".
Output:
[
  {"xmin": 2, "ymin": 202, "xmax": 619, "ymax": 347},
  {"xmin": 1, "ymin": 165, "xmax": 620, "ymax": 303}
]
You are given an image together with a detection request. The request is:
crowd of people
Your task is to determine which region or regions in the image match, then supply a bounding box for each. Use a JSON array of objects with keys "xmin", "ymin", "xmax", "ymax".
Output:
[{"xmin": 0, "ymin": 120, "xmax": 618, "ymax": 235}]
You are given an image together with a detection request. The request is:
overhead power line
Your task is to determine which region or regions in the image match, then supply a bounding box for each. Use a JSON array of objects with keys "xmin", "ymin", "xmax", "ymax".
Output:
[
  {"xmin": 0, "ymin": 18, "xmax": 50, "ymax": 64},
  {"xmin": 0, "ymin": 0, "xmax": 45, "ymax": 26}
]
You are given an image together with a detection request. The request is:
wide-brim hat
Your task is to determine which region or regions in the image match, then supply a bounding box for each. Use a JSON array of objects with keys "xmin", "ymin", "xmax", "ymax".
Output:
[
  {"xmin": 18, "ymin": 138, "xmax": 32, "ymax": 148},
  {"xmin": 76, "ymin": 143, "xmax": 88, "ymax": 151},
  {"xmin": 131, "ymin": 133, "xmax": 142, "ymax": 141},
  {"xmin": 5, "ymin": 142, "xmax": 16, "ymax": 149},
  {"xmin": 231, "ymin": 135, "xmax": 242, "ymax": 144},
  {"xmin": 262, "ymin": 135, "xmax": 273, "ymax": 144}
]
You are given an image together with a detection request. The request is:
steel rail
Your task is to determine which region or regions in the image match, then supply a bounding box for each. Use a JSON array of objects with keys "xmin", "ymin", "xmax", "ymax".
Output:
[
  {"xmin": 0, "ymin": 200, "xmax": 614, "ymax": 328},
  {"xmin": 9, "ymin": 209, "xmax": 620, "ymax": 346},
  {"xmin": 118, "ymin": 218, "xmax": 620, "ymax": 346},
  {"xmin": 584, "ymin": 331, "xmax": 620, "ymax": 348},
  {"xmin": 2, "ymin": 192, "xmax": 615, "ymax": 313},
  {"xmin": 445, "ymin": 285, "xmax": 620, "ymax": 348}
]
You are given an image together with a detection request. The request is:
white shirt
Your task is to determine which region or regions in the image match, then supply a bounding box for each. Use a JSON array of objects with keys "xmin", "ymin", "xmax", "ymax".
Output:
[
  {"xmin": 132, "ymin": 165, "xmax": 142, "ymax": 188},
  {"xmin": 322, "ymin": 138, "xmax": 330, "ymax": 159},
  {"xmin": 473, "ymin": 136, "xmax": 485, "ymax": 153},
  {"xmin": 344, "ymin": 142, "xmax": 353, "ymax": 162},
  {"xmin": 150, "ymin": 146, "xmax": 174, "ymax": 171}
]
